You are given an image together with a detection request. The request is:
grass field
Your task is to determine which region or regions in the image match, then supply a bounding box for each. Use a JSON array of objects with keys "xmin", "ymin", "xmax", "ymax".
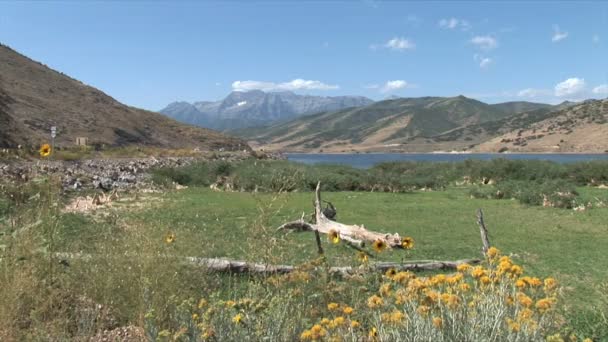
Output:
[
  {"xmin": 101, "ymin": 186, "xmax": 608, "ymax": 307},
  {"xmin": 2, "ymin": 180, "xmax": 608, "ymax": 340}
]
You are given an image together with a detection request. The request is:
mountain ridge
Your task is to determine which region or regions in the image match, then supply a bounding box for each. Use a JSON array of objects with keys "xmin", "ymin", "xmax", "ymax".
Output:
[
  {"xmin": 160, "ymin": 91, "xmax": 373, "ymax": 130},
  {"xmin": 235, "ymin": 96, "xmax": 607, "ymax": 153}
]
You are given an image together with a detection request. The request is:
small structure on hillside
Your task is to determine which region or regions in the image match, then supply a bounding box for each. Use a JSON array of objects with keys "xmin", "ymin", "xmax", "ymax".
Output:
[{"xmin": 76, "ymin": 137, "xmax": 88, "ymax": 146}]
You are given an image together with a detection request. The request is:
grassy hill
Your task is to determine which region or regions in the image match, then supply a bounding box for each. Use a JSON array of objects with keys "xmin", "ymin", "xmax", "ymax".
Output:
[
  {"xmin": 0, "ymin": 44, "xmax": 248, "ymax": 151},
  {"xmin": 240, "ymin": 96, "xmax": 520, "ymax": 152}
]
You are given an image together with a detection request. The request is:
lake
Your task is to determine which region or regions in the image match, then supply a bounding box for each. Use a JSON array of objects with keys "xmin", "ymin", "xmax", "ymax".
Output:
[{"xmin": 286, "ymin": 153, "xmax": 608, "ymax": 169}]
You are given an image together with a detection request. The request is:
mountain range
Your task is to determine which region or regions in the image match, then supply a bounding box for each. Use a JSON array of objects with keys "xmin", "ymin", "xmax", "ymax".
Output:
[
  {"xmin": 160, "ymin": 91, "xmax": 373, "ymax": 130},
  {"xmin": 235, "ymin": 95, "xmax": 607, "ymax": 153},
  {"xmin": 0, "ymin": 44, "xmax": 248, "ymax": 151}
]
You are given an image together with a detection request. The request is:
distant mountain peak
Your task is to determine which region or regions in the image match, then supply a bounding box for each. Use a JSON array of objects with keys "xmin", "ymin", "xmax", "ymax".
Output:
[{"xmin": 160, "ymin": 90, "xmax": 374, "ymax": 131}]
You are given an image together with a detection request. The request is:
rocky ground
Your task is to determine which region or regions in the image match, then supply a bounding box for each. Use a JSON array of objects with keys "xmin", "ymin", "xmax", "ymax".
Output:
[{"xmin": 0, "ymin": 153, "xmax": 254, "ymax": 192}]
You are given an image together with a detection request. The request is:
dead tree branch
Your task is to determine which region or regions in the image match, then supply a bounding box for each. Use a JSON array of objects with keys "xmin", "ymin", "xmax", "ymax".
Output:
[{"xmin": 477, "ymin": 208, "xmax": 491, "ymax": 255}]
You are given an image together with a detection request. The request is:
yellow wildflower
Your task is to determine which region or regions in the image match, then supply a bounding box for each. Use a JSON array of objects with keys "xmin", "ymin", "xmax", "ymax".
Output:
[
  {"xmin": 441, "ymin": 293, "xmax": 460, "ymax": 308},
  {"xmin": 456, "ymin": 263, "xmax": 472, "ymax": 272},
  {"xmin": 447, "ymin": 273, "xmax": 463, "ymax": 284},
  {"xmin": 328, "ymin": 230, "xmax": 340, "ymax": 244},
  {"xmin": 459, "ymin": 283, "xmax": 471, "ymax": 292},
  {"xmin": 401, "ymin": 236, "xmax": 415, "ymax": 249},
  {"xmin": 310, "ymin": 324, "xmax": 327, "ymax": 339},
  {"xmin": 197, "ymin": 298, "xmax": 207, "ymax": 309},
  {"xmin": 516, "ymin": 292, "xmax": 533, "ymax": 307},
  {"xmin": 164, "ymin": 232, "xmax": 176, "ymax": 244},
  {"xmin": 486, "ymin": 246, "xmax": 500, "ymax": 260},
  {"xmin": 357, "ymin": 251, "xmax": 369, "ymax": 263},
  {"xmin": 225, "ymin": 300, "xmax": 236, "ymax": 307},
  {"xmin": 300, "ymin": 330, "xmax": 313, "ymax": 341},
  {"xmin": 417, "ymin": 305, "xmax": 430, "ymax": 316},
  {"xmin": 342, "ymin": 306, "xmax": 354, "ymax": 315},
  {"xmin": 350, "ymin": 320, "xmax": 360, "ymax": 328},
  {"xmin": 367, "ymin": 295, "xmax": 384, "ymax": 308},
  {"xmin": 385, "ymin": 268, "xmax": 397, "ymax": 277},
  {"xmin": 471, "ymin": 266, "xmax": 487, "ymax": 278},
  {"xmin": 327, "ymin": 302, "xmax": 340, "ymax": 311},
  {"xmin": 480, "ymin": 275, "xmax": 491, "ymax": 285},
  {"xmin": 393, "ymin": 271, "xmax": 413, "ymax": 284},
  {"xmin": 333, "ymin": 316, "xmax": 346, "ymax": 326},
  {"xmin": 526, "ymin": 277, "xmax": 543, "ymax": 287},
  {"xmin": 507, "ymin": 318, "xmax": 520, "ymax": 332},
  {"xmin": 232, "ymin": 313, "xmax": 244, "ymax": 324},
  {"xmin": 320, "ymin": 318, "xmax": 331, "ymax": 326},
  {"xmin": 510, "ymin": 265, "xmax": 524, "ymax": 276},
  {"xmin": 544, "ymin": 277, "xmax": 558, "ymax": 292},
  {"xmin": 431, "ymin": 274, "xmax": 447, "ymax": 285},
  {"xmin": 432, "ymin": 316, "xmax": 443, "ymax": 329},
  {"xmin": 535, "ymin": 297, "xmax": 555, "ymax": 313},
  {"xmin": 424, "ymin": 290, "xmax": 440, "ymax": 304},
  {"xmin": 380, "ymin": 283, "xmax": 392, "ymax": 296},
  {"xmin": 192, "ymin": 313, "xmax": 199, "ymax": 321},
  {"xmin": 518, "ymin": 308, "xmax": 534, "ymax": 321},
  {"xmin": 516, "ymin": 279, "xmax": 527, "ymax": 288},
  {"xmin": 373, "ymin": 239, "xmax": 387, "ymax": 252},
  {"xmin": 368, "ymin": 327, "xmax": 378, "ymax": 338},
  {"xmin": 39, "ymin": 144, "xmax": 51, "ymax": 157}
]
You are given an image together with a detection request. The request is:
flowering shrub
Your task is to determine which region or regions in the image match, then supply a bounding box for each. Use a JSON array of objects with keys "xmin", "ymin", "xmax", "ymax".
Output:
[{"xmin": 144, "ymin": 246, "xmax": 590, "ymax": 341}]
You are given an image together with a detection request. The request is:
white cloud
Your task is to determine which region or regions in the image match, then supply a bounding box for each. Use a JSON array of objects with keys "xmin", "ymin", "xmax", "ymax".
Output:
[
  {"xmin": 474, "ymin": 54, "xmax": 492, "ymax": 69},
  {"xmin": 381, "ymin": 80, "xmax": 409, "ymax": 93},
  {"xmin": 554, "ymin": 78, "xmax": 586, "ymax": 97},
  {"xmin": 470, "ymin": 35, "xmax": 498, "ymax": 50},
  {"xmin": 592, "ymin": 84, "xmax": 608, "ymax": 95},
  {"xmin": 384, "ymin": 37, "xmax": 415, "ymax": 50},
  {"xmin": 552, "ymin": 25, "xmax": 568, "ymax": 42},
  {"xmin": 231, "ymin": 79, "xmax": 339, "ymax": 92},
  {"xmin": 438, "ymin": 17, "xmax": 471, "ymax": 30},
  {"xmin": 517, "ymin": 88, "xmax": 551, "ymax": 98}
]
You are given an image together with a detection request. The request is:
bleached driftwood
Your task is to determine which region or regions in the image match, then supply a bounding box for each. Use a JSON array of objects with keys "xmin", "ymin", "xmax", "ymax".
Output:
[
  {"xmin": 277, "ymin": 182, "xmax": 403, "ymax": 249},
  {"xmin": 54, "ymin": 253, "xmax": 480, "ymax": 276}
]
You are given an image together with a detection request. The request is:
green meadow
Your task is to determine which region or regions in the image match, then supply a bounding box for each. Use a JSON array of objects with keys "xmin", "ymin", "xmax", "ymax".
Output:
[{"xmin": 1, "ymin": 159, "xmax": 607, "ymax": 340}]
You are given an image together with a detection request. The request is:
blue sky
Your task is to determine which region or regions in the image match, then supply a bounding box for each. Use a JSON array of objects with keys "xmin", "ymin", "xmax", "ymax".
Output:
[{"xmin": 1, "ymin": 1, "xmax": 607, "ymax": 110}]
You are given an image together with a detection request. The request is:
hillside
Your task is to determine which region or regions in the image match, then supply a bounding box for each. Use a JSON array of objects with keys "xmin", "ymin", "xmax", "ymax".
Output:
[
  {"xmin": 0, "ymin": 44, "xmax": 248, "ymax": 151},
  {"xmin": 474, "ymin": 99, "xmax": 608, "ymax": 153},
  {"xmin": 240, "ymin": 96, "xmax": 541, "ymax": 152},
  {"xmin": 160, "ymin": 90, "xmax": 373, "ymax": 131}
]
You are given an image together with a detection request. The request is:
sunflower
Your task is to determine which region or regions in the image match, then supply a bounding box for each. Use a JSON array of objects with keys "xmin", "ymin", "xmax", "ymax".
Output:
[
  {"xmin": 165, "ymin": 232, "xmax": 176, "ymax": 244},
  {"xmin": 372, "ymin": 239, "xmax": 386, "ymax": 252},
  {"xmin": 39, "ymin": 144, "xmax": 51, "ymax": 157},
  {"xmin": 328, "ymin": 230, "xmax": 340, "ymax": 244},
  {"xmin": 401, "ymin": 237, "xmax": 414, "ymax": 249},
  {"xmin": 357, "ymin": 251, "xmax": 369, "ymax": 263}
]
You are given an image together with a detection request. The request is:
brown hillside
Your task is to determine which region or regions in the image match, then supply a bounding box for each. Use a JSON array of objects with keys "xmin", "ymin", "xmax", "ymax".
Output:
[
  {"xmin": 0, "ymin": 44, "xmax": 248, "ymax": 151},
  {"xmin": 474, "ymin": 99, "xmax": 608, "ymax": 153}
]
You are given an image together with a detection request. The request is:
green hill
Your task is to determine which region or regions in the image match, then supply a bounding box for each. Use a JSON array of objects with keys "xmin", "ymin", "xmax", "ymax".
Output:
[{"xmin": 239, "ymin": 96, "xmax": 532, "ymax": 152}]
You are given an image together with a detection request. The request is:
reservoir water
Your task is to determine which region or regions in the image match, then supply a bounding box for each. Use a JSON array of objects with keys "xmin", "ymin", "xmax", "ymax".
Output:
[{"xmin": 286, "ymin": 153, "xmax": 608, "ymax": 169}]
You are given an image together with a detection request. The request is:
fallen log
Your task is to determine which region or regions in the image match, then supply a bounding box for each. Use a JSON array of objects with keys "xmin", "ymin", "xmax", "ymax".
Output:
[
  {"xmin": 54, "ymin": 252, "xmax": 480, "ymax": 276},
  {"xmin": 278, "ymin": 182, "xmax": 403, "ymax": 249}
]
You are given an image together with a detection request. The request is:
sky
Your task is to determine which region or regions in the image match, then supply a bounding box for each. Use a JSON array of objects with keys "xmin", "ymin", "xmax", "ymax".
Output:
[{"xmin": 1, "ymin": 1, "xmax": 607, "ymax": 110}]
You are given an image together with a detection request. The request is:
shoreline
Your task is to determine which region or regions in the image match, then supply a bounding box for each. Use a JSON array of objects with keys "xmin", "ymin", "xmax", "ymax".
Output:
[{"xmin": 283, "ymin": 151, "xmax": 608, "ymax": 155}]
